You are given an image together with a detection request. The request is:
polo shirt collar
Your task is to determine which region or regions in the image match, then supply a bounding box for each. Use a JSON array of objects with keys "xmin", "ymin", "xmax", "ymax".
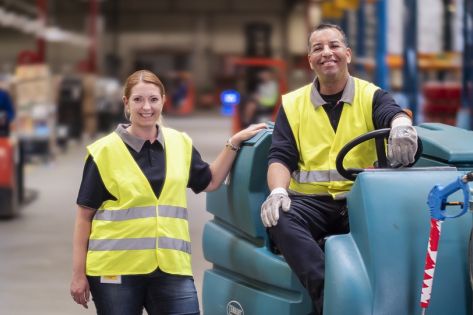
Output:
[
  {"xmin": 310, "ymin": 76, "xmax": 355, "ymax": 108},
  {"xmin": 115, "ymin": 123, "xmax": 164, "ymax": 152}
]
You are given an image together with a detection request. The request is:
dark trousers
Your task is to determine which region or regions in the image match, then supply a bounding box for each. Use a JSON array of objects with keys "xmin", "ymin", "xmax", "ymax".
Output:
[{"xmin": 268, "ymin": 195, "xmax": 349, "ymax": 315}]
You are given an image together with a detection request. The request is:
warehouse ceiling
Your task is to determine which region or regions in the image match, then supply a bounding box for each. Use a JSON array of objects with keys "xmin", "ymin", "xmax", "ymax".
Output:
[{"xmin": 0, "ymin": 0, "xmax": 304, "ymax": 32}]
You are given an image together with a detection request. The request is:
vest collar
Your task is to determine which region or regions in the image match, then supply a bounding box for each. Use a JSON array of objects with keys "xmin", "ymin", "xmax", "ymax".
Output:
[
  {"xmin": 115, "ymin": 123, "xmax": 165, "ymax": 152},
  {"xmin": 310, "ymin": 76, "xmax": 355, "ymax": 108}
]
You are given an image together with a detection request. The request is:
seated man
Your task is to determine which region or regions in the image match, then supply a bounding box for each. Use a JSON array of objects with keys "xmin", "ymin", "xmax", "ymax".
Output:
[{"xmin": 260, "ymin": 23, "xmax": 417, "ymax": 314}]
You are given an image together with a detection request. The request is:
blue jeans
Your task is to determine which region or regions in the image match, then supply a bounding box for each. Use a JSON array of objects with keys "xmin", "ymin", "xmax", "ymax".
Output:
[{"xmin": 87, "ymin": 268, "xmax": 200, "ymax": 315}]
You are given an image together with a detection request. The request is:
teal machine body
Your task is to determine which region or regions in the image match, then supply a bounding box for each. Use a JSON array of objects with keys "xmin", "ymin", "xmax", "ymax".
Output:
[{"xmin": 202, "ymin": 123, "xmax": 473, "ymax": 315}]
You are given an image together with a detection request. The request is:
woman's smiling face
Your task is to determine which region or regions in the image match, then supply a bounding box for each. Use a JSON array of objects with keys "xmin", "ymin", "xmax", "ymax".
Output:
[{"xmin": 124, "ymin": 81, "xmax": 165, "ymax": 128}]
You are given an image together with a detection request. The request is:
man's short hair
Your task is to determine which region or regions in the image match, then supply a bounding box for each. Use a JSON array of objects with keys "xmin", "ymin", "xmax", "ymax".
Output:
[{"xmin": 307, "ymin": 23, "xmax": 349, "ymax": 52}]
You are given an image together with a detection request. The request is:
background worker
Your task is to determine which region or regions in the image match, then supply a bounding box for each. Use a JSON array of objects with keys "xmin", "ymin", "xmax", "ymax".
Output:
[
  {"xmin": 0, "ymin": 83, "xmax": 15, "ymax": 136},
  {"xmin": 260, "ymin": 23, "xmax": 418, "ymax": 314},
  {"xmin": 70, "ymin": 69, "xmax": 265, "ymax": 314},
  {"xmin": 255, "ymin": 69, "xmax": 279, "ymax": 119}
]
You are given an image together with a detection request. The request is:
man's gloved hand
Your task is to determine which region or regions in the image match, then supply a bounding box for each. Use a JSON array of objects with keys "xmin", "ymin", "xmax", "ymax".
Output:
[
  {"xmin": 388, "ymin": 117, "xmax": 418, "ymax": 166},
  {"xmin": 260, "ymin": 188, "xmax": 291, "ymax": 227}
]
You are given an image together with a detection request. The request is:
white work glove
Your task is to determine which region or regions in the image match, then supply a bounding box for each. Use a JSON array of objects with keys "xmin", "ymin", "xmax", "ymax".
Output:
[
  {"xmin": 387, "ymin": 115, "xmax": 418, "ymax": 166},
  {"xmin": 260, "ymin": 188, "xmax": 291, "ymax": 227}
]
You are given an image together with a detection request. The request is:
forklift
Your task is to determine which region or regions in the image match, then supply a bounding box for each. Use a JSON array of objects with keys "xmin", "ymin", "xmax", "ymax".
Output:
[{"xmin": 225, "ymin": 57, "xmax": 287, "ymax": 133}]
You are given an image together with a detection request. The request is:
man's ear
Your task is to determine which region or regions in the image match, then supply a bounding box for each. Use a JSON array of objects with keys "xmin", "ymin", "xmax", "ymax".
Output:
[
  {"xmin": 346, "ymin": 47, "xmax": 352, "ymax": 64},
  {"xmin": 308, "ymin": 54, "xmax": 315, "ymax": 71}
]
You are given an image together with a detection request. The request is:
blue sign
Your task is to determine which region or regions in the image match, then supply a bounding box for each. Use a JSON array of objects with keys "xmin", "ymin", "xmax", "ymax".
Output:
[
  {"xmin": 220, "ymin": 90, "xmax": 240, "ymax": 116},
  {"xmin": 221, "ymin": 90, "xmax": 240, "ymax": 105}
]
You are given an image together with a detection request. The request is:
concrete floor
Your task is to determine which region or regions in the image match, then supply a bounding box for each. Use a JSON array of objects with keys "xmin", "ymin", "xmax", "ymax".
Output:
[{"xmin": 0, "ymin": 112, "xmax": 233, "ymax": 315}]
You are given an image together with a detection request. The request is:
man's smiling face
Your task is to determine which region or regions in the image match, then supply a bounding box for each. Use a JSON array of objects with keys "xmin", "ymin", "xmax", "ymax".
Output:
[{"xmin": 307, "ymin": 27, "xmax": 352, "ymax": 83}]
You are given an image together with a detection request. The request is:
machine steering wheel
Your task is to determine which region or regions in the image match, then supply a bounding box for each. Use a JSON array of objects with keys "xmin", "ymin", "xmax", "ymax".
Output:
[{"xmin": 335, "ymin": 128, "xmax": 423, "ymax": 181}]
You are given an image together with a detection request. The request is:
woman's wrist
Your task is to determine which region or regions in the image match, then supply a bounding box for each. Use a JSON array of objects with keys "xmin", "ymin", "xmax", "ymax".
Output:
[
  {"xmin": 225, "ymin": 137, "xmax": 240, "ymax": 151},
  {"xmin": 72, "ymin": 270, "xmax": 86, "ymax": 278}
]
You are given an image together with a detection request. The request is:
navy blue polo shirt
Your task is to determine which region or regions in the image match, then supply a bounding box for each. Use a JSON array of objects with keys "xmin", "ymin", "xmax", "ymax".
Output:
[{"xmin": 77, "ymin": 124, "xmax": 212, "ymax": 210}]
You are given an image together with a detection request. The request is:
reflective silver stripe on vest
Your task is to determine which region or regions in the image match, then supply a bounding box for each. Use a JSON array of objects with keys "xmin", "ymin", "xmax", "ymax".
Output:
[
  {"xmin": 292, "ymin": 169, "xmax": 349, "ymax": 183},
  {"xmin": 159, "ymin": 237, "xmax": 192, "ymax": 254},
  {"xmin": 94, "ymin": 206, "xmax": 156, "ymax": 221},
  {"xmin": 159, "ymin": 205, "xmax": 188, "ymax": 220},
  {"xmin": 94, "ymin": 205, "xmax": 188, "ymax": 221},
  {"xmin": 88, "ymin": 237, "xmax": 192, "ymax": 254},
  {"xmin": 88, "ymin": 238, "xmax": 156, "ymax": 251},
  {"xmin": 288, "ymin": 189, "xmax": 348, "ymax": 200}
]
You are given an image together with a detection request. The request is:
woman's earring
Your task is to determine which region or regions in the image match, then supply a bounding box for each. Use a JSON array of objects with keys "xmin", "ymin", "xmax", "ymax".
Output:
[{"xmin": 124, "ymin": 108, "xmax": 131, "ymax": 121}]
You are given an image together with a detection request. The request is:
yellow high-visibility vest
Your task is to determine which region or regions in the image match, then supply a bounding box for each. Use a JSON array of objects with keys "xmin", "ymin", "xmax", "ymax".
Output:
[
  {"xmin": 283, "ymin": 78, "xmax": 378, "ymax": 198},
  {"xmin": 85, "ymin": 127, "xmax": 193, "ymax": 276}
]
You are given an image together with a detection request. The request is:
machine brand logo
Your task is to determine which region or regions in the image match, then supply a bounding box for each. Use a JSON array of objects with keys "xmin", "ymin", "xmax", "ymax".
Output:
[{"xmin": 226, "ymin": 300, "xmax": 244, "ymax": 315}]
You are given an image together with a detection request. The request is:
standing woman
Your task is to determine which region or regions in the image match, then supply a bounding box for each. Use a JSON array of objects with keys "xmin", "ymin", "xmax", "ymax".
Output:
[{"xmin": 70, "ymin": 70, "xmax": 265, "ymax": 315}]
